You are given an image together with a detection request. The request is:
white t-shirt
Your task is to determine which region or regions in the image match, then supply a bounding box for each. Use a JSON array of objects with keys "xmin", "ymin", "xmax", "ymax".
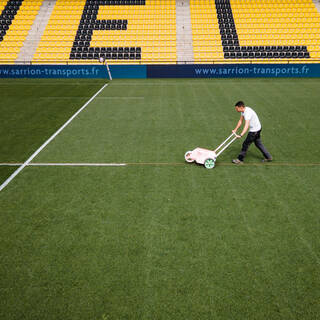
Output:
[{"xmin": 242, "ymin": 107, "xmax": 261, "ymax": 132}]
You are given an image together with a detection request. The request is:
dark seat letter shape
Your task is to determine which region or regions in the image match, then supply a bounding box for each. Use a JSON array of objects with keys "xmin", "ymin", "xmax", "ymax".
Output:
[
  {"xmin": 0, "ymin": 0, "xmax": 23, "ymax": 43},
  {"xmin": 70, "ymin": 0, "xmax": 145, "ymax": 60},
  {"xmin": 215, "ymin": 0, "xmax": 310, "ymax": 59}
]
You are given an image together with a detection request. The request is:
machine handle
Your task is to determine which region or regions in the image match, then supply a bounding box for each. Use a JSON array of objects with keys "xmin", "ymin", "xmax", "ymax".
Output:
[{"xmin": 214, "ymin": 132, "xmax": 237, "ymax": 154}]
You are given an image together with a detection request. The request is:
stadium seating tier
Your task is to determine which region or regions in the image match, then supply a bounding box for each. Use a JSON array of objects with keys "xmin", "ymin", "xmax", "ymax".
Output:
[{"xmin": 0, "ymin": 0, "xmax": 319, "ymax": 64}]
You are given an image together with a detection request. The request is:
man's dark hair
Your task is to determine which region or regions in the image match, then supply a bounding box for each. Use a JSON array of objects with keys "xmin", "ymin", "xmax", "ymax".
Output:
[{"xmin": 235, "ymin": 101, "xmax": 245, "ymax": 107}]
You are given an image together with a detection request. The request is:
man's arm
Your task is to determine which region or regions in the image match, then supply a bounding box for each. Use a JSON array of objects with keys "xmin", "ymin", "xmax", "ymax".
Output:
[
  {"xmin": 232, "ymin": 115, "xmax": 244, "ymax": 134},
  {"xmin": 239, "ymin": 120, "xmax": 250, "ymax": 137}
]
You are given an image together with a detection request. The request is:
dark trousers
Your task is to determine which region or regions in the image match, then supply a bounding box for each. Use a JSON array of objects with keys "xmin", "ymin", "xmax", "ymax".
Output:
[{"xmin": 238, "ymin": 129, "xmax": 272, "ymax": 161}]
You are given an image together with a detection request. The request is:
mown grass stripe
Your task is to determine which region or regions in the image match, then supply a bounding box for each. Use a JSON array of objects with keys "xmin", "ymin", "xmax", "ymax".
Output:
[
  {"xmin": 29, "ymin": 163, "xmax": 126, "ymax": 167},
  {"xmin": 39, "ymin": 97, "xmax": 144, "ymax": 99},
  {"xmin": 0, "ymin": 83, "xmax": 108, "ymax": 192}
]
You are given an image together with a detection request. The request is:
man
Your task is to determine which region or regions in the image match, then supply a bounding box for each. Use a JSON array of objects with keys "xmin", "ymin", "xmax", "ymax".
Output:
[{"xmin": 232, "ymin": 101, "xmax": 272, "ymax": 164}]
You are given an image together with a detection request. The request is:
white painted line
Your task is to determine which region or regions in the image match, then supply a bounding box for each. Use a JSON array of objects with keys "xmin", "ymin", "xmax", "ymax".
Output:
[
  {"xmin": 28, "ymin": 163, "xmax": 126, "ymax": 167},
  {"xmin": 39, "ymin": 96, "xmax": 144, "ymax": 100},
  {"xmin": 0, "ymin": 83, "xmax": 108, "ymax": 192},
  {"xmin": 1, "ymin": 161, "xmax": 319, "ymax": 170}
]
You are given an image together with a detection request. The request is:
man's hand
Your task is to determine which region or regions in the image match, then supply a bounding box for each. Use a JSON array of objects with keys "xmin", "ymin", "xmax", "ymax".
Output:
[{"xmin": 232, "ymin": 130, "xmax": 241, "ymax": 138}]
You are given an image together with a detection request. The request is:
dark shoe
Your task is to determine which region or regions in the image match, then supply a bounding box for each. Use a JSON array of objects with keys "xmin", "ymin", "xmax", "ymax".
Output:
[
  {"xmin": 262, "ymin": 158, "xmax": 272, "ymax": 162},
  {"xmin": 232, "ymin": 159, "xmax": 243, "ymax": 164}
]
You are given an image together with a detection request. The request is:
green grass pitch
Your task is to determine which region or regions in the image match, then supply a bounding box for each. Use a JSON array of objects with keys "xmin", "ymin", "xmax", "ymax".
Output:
[{"xmin": 0, "ymin": 78, "xmax": 319, "ymax": 320}]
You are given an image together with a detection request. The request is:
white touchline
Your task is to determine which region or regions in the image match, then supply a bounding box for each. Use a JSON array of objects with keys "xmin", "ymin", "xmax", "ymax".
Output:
[
  {"xmin": 28, "ymin": 163, "xmax": 127, "ymax": 167},
  {"xmin": 0, "ymin": 162, "xmax": 319, "ymax": 168},
  {"xmin": 0, "ymin": 83, "xmax": 108, "ymax": 192},
  {"xmin": 40, "ymin": 96, "xmax": 144, "ymax": 100}
]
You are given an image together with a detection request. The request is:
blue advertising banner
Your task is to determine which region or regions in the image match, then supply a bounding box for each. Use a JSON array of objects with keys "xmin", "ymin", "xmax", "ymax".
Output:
[
  {"xmin": 147, "ymin": 64, "xmax": 320, "ymax": 78},
  {"xmin": 0, "ymin": 63, "xmax": 319, "ymax": 78},
  {"xmin": 110, "ymin": 65, "xmax": 146, "ymax": 79},
  {"xmin": 0, "ymin": 64, "xmax": 146, "ymax": 79}
]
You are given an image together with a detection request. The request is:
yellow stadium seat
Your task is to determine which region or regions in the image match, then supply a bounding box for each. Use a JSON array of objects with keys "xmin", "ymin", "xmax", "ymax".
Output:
[
  {"xmin": 33, "ymin": 0, "xmax": 177, "ymax": 64},
  {"xmin": 190, "ymin": 0, "xmax": 320, "ymax": 63}
]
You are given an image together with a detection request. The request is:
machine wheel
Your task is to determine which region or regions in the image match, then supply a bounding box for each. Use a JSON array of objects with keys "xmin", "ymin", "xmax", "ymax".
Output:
[
  {"xmin": 185, "ymin": 151, "xmax": 194, "ymax": 163},
  {"xmin": 204, "ymin": 158, "xmax": 215, "ymax": 169}
]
